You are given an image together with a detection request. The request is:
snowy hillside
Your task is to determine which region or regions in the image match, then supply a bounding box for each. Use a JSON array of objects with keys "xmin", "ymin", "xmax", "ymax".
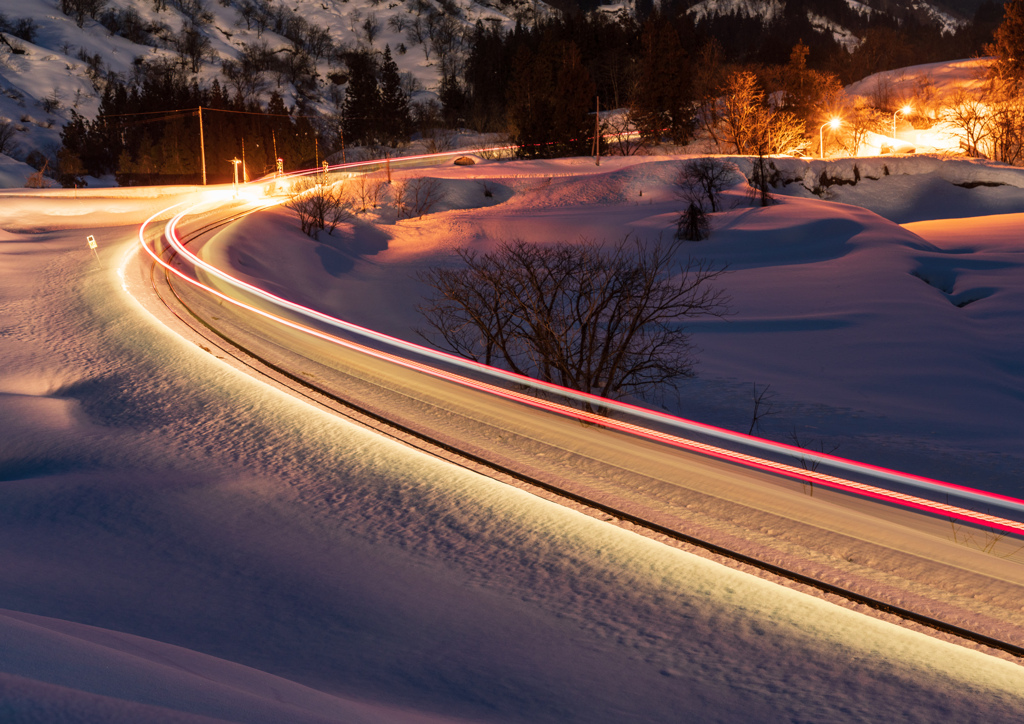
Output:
[
  {"xmin": 0, "ymin": 0, "xmax": 530, "ymax": 166},
  {"xmin": 685, "ymin": 0, "xmax": 785, "ymax": 23},
  {"xmin": 686, "ymin": 0, "xmax": 967, "ymax": 49},
  {"xmin": 846, "ymin": 57, "xmax": 993, "ymax": 113}
]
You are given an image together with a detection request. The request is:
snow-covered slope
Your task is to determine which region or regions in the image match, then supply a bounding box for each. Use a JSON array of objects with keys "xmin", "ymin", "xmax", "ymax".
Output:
[
  {"xmin": 846, "ymin": 57, "xmax": 993, "ymax": 113},
  {"xmin": 685, "ymin": 0, "xmax": 785, "ymax": 23},
  {"xmin": 2, "ymin": 179, "xmax": 1024, "ymax": 723},
  {"xmin": 0, "ymin": 0, "xmax": 529, "ymax": 168},
  {"xmin": 686, "ymin": 0, "xmax": 967, "ymax": 50},
  {"xmin": 205, "ymin": 152, "xmax": 1024, "ymax": 492}
]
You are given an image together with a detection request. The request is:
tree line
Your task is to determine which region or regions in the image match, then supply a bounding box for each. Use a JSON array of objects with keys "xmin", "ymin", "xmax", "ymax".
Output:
[
  {"xmin": 444, "ymin": 5, "xmax": 998, "ymax": 158},
  {"xmin": 50, "ymin": 0, "xmax": 1011, "ymax": 185},
  {"xmin": 59, "ymin": 62, "xmax": 319, "ymax": 186},
  {"xmin": 56, "ymin": 44, "xmax": 416, "ymax": 186}
]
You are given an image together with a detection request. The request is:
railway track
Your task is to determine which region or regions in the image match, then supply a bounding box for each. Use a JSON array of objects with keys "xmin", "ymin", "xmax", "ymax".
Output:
[{"xmin": 136, "ymin": 188, "xmax": 1024, "ymax": 663}]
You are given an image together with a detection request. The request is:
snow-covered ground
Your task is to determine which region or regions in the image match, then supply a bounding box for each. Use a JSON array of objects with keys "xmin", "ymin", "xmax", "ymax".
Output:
[
  {"xmin": 206, "ymin": 152, "xmax": 1024, "ymax": 495},
  {"xmin": 3, "ymin": 160, "xmax": 1024, "ymax": 719}
]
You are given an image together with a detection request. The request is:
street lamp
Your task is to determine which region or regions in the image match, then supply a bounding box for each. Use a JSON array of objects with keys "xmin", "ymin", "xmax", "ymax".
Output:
[
  {"xmin": 229, "ymin": 158, "xmax": 241, "ymax": 196},
  {"xmin": 819, "ymin": 117, "xmax": 841, "ymax": 159},
  {"xmin": 893, "ymin": 104, "xmax": 912, "ymax": 139}
]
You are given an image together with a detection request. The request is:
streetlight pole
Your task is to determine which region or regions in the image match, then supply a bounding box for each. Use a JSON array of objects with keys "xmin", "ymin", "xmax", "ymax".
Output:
[
  {"xmin": 230, "ymin": 158, "xmax": 241, "ymax": 196},
  {"xmin": 819, "ymin": 118, "xmax": 841, "ymax": 159},
  {"xmin": 893, "ymin": 105, "xmax": 912, "ymax": 139}
]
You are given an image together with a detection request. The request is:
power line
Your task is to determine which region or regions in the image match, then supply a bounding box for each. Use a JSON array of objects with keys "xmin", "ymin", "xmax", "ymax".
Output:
[{"xmin": 98, "ymin": 105, "xmax": 321, "ymax": 121}]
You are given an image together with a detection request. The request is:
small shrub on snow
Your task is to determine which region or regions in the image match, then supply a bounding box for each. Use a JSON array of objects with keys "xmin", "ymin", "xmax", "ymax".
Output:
[
  {"xmin": 675, "ymin": 158, "xmax": 732, "ymax": 213},
  {"xmin": 676, "ymin": 203, "xmax": 709, "ymax": 241}
]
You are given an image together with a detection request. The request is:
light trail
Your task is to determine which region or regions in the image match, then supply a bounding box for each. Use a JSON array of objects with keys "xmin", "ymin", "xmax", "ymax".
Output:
[{"xmin": 136, "ymin": 180, "xmax": 1024, "ymax": 538}]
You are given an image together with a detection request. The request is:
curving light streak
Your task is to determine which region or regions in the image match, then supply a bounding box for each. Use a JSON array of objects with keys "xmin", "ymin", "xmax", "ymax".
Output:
[{"xmin": 140, "ymin": 162, "xmax": 1024, "ymax": 537}]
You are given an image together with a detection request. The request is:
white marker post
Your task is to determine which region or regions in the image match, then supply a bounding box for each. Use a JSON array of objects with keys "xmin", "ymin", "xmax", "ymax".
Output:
[{"xmin": 86, "ymin": 234, "xmax": 100, "ymax": 265}]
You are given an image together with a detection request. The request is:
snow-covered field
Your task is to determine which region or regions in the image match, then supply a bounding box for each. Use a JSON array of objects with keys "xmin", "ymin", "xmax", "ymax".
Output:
[
  {"xmin": 3, "ymin": 154, "xmax": 1024, "ymax": 720},
  {"xmin": 207, "ymin": 152, "xmax": 1024, "ymax": 495}
]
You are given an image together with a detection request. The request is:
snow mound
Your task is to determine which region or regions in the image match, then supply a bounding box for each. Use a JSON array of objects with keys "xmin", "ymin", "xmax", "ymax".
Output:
[{"xmin": 0, "ymin": 609, "xmax": 468, "ymax": 724}]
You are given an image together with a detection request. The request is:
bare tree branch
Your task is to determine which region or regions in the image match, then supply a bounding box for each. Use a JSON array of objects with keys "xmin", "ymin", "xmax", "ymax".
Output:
[{"xmin": 417, "ymin": 236, "xmax": 731, "ymax": 405}]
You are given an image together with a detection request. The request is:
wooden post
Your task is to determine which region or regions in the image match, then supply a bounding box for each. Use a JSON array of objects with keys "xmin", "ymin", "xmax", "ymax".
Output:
[{"xmin": 198, "ymin": 106, "xmax": 207, "ymax": 186}]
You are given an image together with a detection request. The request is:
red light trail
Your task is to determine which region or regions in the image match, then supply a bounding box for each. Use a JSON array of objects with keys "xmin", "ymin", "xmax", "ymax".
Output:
[{"xmin": 135, "ymin": 162, "xmax": 1024, "ymax": 539}]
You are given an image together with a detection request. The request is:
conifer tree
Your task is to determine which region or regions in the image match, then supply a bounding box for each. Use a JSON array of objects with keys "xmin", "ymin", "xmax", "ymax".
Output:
[
  {"xmin": 378, "ymin": 45, "xmax": 411, "ymax": 145},
  {"xmin": 508, "ymin": 38, "xmax": 594, "ymax": 158},
  {"xmin": 630, "ymin": 18, "xmax": 692, "ymax": 144},
  {"xmin": 990, "ymin": 0, "xmax": 1024, "ymax": 81},
  {"xmin": 341, "ymin": 51, "xmax": 381, "ymax": 146},
  {"xmin": 550, "ymin": 42, "xmax": 596, "ymax": 156}
]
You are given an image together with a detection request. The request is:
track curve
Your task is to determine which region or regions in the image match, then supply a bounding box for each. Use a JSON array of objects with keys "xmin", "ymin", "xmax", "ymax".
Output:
[{"xmin": 133, "ymin": 162, "xmax": 1024, "ymax": 660}]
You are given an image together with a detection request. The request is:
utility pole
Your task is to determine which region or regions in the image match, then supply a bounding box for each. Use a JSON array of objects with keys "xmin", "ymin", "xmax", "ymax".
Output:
[
  {"xmin": 594, "ymin": 96, "xmax": 601, "ymax": 166},
  {"xmin": 339, "ymin": 127, "xmax": 346, "ymax": 164},
  {"xmin": 198, "ymin": 106, "xmax": 207, "ymax": 186}
]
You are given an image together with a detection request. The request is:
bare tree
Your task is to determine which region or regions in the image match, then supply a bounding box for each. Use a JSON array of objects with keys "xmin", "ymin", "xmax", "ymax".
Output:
[
  {"xmin": 839, "ymin": 104, "xmax": 887, "ymax": 156},
  {"xmin": 388, "ymin": 14, "xmax": 407, "ymax": 33},
  {"xmin": 396, "ymin": 176, "xmax": 445, "ymax": 218},
  {"xmin": 406, "ymin": 17, "xmax": 428, "ymax": 58},
  {"xmin": 60, "ymin": 0, "xmax": 107, "ymax": 28},
  {"xmin": 748, "ymin": 148, "xmax": 776, "ymax": 207},
  {"xmin": 988, "ymin": 82, "xmax": 1024, "ymax": 165},
  {"xmin": 602, "ymin": 111, "xmax": 648, "ymax": 157},
  {"xmin": 416, "ymin": 236, "xmax": 730, "ymax": 403},
  {"xmin": 942, "ymin": 88, "xmax": 994, "ymax": 157},
  {"xmin": 174, "ymin": 24, "xmax": 214, "ymax": 73},
  {"xmin": 757, "ymin": 109, "xmax": 806, "ymax": 156},
  {"xmin": 286, "ymin": 176, "xmax": 353, "ymax": 239},
  {"xmin": 721, "ymin": 71, "xmax": 765, "ymax": 154},
  {"xmin": 675, "ymin": 158, "xmax": 734, "ymax": 213},
  {"xmin": 362, "ymin": 13, "xmax": 380, "ymax": 45},
  {"xmin": 748, "ymin": 382, "xmax": 776, "ymax": 434},
  {"xmin": 353, "ymin": 172, "xmax": 386, "ymax": 212},
  {"xmin": 422, "ymin": 127, "xmax": 458, "ymax": 153},
  {"xmin": 942, "ymin": 79, "xmax": 1024, "ymax": 164},
  {"xmin": 221, "ymin": 57, "xmax": 269, "ymax": 104},
  {"xmin": 0, "ymin": 119, "xmax": 19, "ymax": 156},
  {"xmin": 716, "ymin": 70, "xmax": 807, "ymax": 155},
  {"xmin": 427, "ymin": 12, "xmax": 462, "ymax": 67}
]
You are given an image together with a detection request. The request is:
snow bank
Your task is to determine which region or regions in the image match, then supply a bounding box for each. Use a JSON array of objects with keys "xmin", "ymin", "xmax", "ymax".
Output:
[{"xmin": 0, "ymin": 154, "xmax": 39, "ymax": 189}]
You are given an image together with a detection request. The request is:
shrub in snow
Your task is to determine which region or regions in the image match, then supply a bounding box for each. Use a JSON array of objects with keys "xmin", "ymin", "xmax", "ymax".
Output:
[
  {"xmin": 394, "ymin": 176, "xmax": 445, "ymax": 219},
  {"xmin": 0, "ymin": 119, "xmax": 18, "ymax": 156},
  {"xmin": 676, "ymin": 203, "xmax": 710, "ymax": 241},
  {"xmin": 286, "ymin": 177, "xmax": 353, "ymax": 240},
  {"xmin": 59, "ymin": 0, "xmax": 107, "ymax": 29},
  {"xmin": 675, "ymin": 157, "xmax": 733, "ymax": 213}
]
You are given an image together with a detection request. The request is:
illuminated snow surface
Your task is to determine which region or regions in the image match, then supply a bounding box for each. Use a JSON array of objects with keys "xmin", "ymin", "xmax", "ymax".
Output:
[
  {"xmin": 2, "ymin": 155, "xmax": 1024, "ymax": 723},
  {"xmin": 209, "ymin": 153, "xmax": 1024, "ymax": 493}
]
